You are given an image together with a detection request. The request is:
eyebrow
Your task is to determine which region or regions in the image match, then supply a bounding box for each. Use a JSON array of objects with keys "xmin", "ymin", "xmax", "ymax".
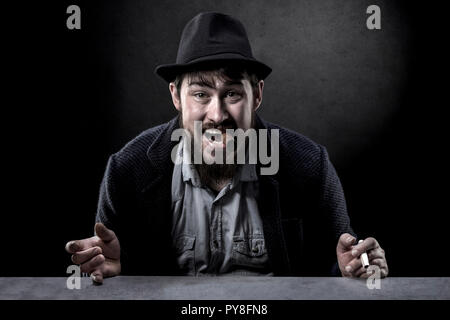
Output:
[{"xmin": 188, "ymin": 80, "xmax": 244, "ymax": 88}]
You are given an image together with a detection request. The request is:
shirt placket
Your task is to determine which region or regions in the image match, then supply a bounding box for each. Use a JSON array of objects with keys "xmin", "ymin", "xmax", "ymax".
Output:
[{"xmin": 210, "ymin": 199, "xmax": 223, "ymax": 253}]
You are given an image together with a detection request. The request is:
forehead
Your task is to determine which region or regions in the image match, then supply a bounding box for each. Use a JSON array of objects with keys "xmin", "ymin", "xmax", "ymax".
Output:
[{"xmin": 183, "ymin": 70, "xmax": 249, "ymax": 89}]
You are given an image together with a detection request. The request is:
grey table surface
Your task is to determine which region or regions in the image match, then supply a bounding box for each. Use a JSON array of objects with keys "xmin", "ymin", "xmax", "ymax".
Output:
[{"xmin": 0, "ymin": 277, "xmax": 449, "ymax": 300}]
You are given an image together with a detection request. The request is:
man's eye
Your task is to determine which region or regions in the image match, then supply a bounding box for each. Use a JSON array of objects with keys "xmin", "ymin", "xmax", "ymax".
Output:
[
  {"xmin": 225, "ymin": 91, "xmax": 242, "ymax": 101},
  {"xmin": 226, "ymin": 91, "xmax": 241, "ymax": 98},
  {"xmin": 194, "ymin": 92, "xmax": 207, "ymax": 98}
]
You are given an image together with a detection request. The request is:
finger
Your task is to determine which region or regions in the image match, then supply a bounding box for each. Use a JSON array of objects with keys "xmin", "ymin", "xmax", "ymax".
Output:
[
  {"xmin": 337, "ymin": 233, "xmax": 356, "ymax": 253},
  {"xmin": 368, "ymin": 248, "xmax": 385, "ymax": 261},
  {"xmin": 71, "ymin": 246, "xmax": 102, "ymax": 265},
  {"xmin": 65, "ymin": 237, "xmax": 97, "ymax": 254},
  {"xmin": 359, "ymin": 266, "xmax": 379, "ymax": 279},
  {"xmin": 370, "ymin": 258, "xmax": 388, "ymax": 270},
  {"xmin": 359, "ymin": 271, "xmax": 372, "ymax": 279},
  {"xmin": 352, "ymin": 257, "xmax": 387, "ymax": 277},
  {"xmin": 354, "ymin": 266, "xmax": 368, "ymax": 278},
  {"xmin": 90, "ymin": 269, "xmax": 104, "ymax": 284},
  {"xmin": 356, "ymin": 258, "xmax": 388, "ymax": 278},
  {"xmin": 95, "ymin": 223, "xmax": 116, "ymax": 242},
  {"xmin": 80, "ymin": 254, "xmax": 105, "ymax": 274},
  {"xmin": 351, "ymin": 237, "xmax": 379, "ymax": 258},
  {"xmin": 344, "ymin": 257, "xmax": 363, "ymax": 275},
  {"xmin": 102, "ymin": 260, "xmax": 122, "ymax": 278},
  {"xmin": 359, "ymin": 265, "xmax": 388, "ymax": 279}
]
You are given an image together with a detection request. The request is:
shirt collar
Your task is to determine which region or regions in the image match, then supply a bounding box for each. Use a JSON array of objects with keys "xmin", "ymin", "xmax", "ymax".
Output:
[{"xmin": 174, "ymin": 137, "xmax": 258, "ymax": 188}]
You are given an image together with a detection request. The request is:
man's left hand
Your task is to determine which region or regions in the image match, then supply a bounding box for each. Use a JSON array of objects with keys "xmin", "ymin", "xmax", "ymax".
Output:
[{"xmin": 336, "ymin": 233, "xmax": 388, "ymax": 278}]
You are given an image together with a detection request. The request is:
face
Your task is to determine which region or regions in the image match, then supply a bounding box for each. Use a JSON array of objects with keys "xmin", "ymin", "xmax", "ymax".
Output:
[{"xmin": 169, "ymin": 70, "xmax": 264, "ymax": 164}]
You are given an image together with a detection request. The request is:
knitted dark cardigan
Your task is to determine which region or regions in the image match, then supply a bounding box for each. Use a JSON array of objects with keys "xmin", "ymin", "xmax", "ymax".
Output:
[{"xmin": 96, "ymin": 114, "xmax": 355, "ymax": 276}]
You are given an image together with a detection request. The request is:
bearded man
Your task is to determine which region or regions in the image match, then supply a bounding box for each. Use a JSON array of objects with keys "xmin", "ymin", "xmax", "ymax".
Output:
[{"xmin": 65, "ymin": 12, "xmax": 388, "ymax": 283}]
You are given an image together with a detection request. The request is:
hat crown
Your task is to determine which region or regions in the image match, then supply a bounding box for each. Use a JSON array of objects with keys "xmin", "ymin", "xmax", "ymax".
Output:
[
  {"xmin": 154, "ymin": 12, "xmax": 272, "ymax": 82},
  {"xmin": 176, "ymin": 12, "xmax": 254, "ymax": 64}
]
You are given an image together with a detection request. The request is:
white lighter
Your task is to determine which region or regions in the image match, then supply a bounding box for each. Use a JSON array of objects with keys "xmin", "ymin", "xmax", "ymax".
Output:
[{"xmin": 359, "ymin": 240, "xmax": 370, "ymax": 269}]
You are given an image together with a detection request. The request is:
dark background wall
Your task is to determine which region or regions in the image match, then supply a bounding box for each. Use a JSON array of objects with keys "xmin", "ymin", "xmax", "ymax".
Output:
[{"xmin": 2, "ymin": 0, "xmax": 448, "ymax": 276}]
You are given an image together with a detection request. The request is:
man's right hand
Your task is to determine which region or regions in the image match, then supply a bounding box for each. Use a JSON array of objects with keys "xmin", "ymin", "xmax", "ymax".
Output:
[{"xmin": 65, "ymin": 222, "xmax": 121, "ymax": 284}]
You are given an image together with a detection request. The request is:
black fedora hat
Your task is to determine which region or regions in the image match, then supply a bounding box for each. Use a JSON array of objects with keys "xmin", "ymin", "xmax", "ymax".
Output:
[{"xmin": 155, "ymin": 12, "xmax": 272, "ymax": 82}]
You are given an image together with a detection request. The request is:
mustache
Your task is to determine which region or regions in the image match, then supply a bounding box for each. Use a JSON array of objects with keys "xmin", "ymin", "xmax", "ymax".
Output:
[{"xmin": 202, "ymin": 119, "xmax": 237, "ymax": 133}]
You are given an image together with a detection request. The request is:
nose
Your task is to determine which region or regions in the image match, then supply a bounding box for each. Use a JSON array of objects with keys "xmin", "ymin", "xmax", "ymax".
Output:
[{"xmin": 206, "ymin": 96, "xmax": 228, "ymax": 124}]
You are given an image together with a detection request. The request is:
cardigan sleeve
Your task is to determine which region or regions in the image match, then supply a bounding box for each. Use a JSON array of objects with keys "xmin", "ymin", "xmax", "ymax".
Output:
[
  {"xmin": 95, "ymin": 154, "xmax": 120, "ymax": 231},
  {"xmin": 318, "ymin": 145, "xmax": 356, "ymax": 241},
  {"xmin": 318, "ymin": 145, "xmax": 357, "ymax": 276}
]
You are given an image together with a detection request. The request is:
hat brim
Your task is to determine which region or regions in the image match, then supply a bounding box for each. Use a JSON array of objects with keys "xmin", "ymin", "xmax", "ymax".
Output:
[{"xmin": 154, "ymin": 52, "xmax": 272, "ymax": 82}]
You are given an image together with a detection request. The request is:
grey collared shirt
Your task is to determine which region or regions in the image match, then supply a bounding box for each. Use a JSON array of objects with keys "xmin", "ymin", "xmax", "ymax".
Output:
[{"xmin": 171, "ymin": 138, "xmax": 272, "ymax": 276}]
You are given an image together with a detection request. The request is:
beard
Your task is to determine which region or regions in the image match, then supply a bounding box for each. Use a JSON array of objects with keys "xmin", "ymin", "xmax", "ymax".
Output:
[
  {"xmin": 179, "ymin": 112, "xmax": 245, "ymax": 188},
  {"xmin": 194, "ymin": 122, "xmax": 238, "ymax": 188},
  {"xmin": 194, "ymin": 161, "xmax": 237, "ymax": 188}
]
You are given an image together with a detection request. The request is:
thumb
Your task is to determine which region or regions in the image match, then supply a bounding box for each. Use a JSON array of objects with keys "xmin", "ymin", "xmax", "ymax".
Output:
[
  {"xmin": 95, "ymin": 222, "xmax": 116, "ymax": 242},
  {"xmin": 337, "ymin": 233, "xmax": 356, "ymax": 254},
  {"xmin": 91, "ymin": 269, "xmax": 103, "ymax": 284}
]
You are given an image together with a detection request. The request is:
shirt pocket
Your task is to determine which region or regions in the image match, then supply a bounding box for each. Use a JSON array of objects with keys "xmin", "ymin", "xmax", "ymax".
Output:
[
  {"xmin": 231, "ymin": 235, "xmax": 269, "ymax": 269},
  {"xmin": 174, "ymin": 234, "xmax": 196, "ymax": 275}
]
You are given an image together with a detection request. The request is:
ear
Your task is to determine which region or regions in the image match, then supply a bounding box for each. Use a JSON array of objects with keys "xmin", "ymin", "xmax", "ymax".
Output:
[
  {"xmin": 169, "ymin": 82, "xmax": 181, "ymax": 111},
  {"xmin": 254, "ymin": 80, "xmax": 264, "ymax": 111}
]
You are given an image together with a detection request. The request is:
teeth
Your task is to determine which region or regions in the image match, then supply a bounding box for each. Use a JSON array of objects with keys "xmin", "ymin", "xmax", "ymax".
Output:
[
  {"xmin": 204, "ymin": 129, "xmax": 223, "ymax": 142},
  {"xmin": 204, "ymin": 128, "xmax": 222, "ymax": 135}
]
